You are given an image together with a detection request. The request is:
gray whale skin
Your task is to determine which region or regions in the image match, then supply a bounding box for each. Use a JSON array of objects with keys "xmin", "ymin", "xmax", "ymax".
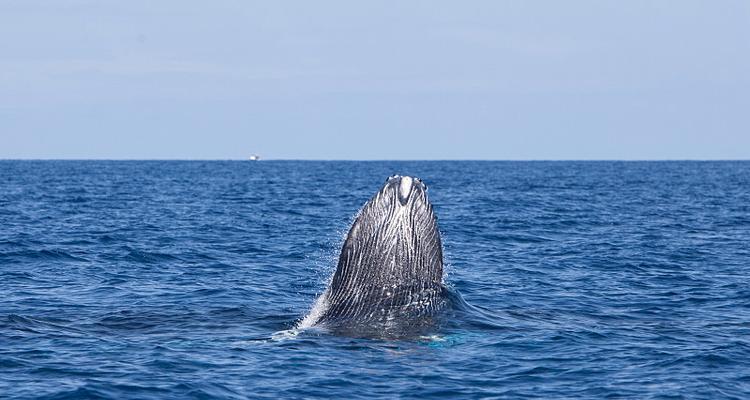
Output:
[{"xmin": 310, "ymin": 175, "xmax": 449, "ymax": 338}]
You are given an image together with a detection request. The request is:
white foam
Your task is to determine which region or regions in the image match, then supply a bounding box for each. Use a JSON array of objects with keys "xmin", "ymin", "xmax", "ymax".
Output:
[
  {"xmin": 297, "ymin": 290, "xmax": 330, "ymax": 329},
  {"xmin": 270, "ymin": 328, "xmax": 302, "ymax": 341}
]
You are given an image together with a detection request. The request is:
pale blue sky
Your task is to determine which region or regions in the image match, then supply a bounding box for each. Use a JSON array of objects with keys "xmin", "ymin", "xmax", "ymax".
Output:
[{"xmin": 1, "ymin": 1, "xmax": 748, "ymax": 159}]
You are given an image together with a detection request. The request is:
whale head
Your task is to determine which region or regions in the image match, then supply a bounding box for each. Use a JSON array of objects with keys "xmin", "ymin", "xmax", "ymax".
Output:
[
  {"xmin": 333, "ymin": 175, "xmax": 442, "ymax": 289},
  {"xmin": 316, "ymin": 175, "xmax": 445, "ymax": 331}
]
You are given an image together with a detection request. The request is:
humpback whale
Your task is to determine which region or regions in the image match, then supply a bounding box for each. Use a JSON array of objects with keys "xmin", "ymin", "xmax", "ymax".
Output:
[{"xmin": 305, "ymin": 175, "xmax": 449, "ymax": 338}]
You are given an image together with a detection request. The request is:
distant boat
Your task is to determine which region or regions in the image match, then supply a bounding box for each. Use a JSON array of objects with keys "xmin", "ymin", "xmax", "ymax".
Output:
[{"xmin": 249, "ymin": 154, "xmax": 261, "ymax": 161}]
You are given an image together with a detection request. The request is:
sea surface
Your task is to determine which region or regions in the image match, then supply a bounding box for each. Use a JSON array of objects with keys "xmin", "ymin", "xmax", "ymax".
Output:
[{"xmin": 1, "ymin": 160, "xmax": 749, "ymax": 399}]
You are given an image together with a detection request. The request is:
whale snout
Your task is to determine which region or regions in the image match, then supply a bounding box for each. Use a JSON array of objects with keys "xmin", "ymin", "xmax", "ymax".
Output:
[
  {"xmin": 383, "ymin": 175, "xmax": 427, "ymax": 205},
  {"xmin": 311, "ymin": 174, "xmax": 445, "ymax": 336}
]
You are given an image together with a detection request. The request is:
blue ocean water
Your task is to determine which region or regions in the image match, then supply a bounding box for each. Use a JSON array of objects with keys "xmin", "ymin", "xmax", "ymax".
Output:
[{"xmin": 1, "ymin": 160, "xmax": 749, "ymax": 399}]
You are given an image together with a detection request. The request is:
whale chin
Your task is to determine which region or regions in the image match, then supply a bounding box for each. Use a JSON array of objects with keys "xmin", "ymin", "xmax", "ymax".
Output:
[{"xmin": 308, "ymin": 175, "xmax": 448, "ymax": 338}]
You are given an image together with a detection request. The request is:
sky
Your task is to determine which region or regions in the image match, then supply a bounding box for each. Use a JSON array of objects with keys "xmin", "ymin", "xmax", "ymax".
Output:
[{"xmin": 1, "ymin": 1, "xmax": 749, "ymax": 160}]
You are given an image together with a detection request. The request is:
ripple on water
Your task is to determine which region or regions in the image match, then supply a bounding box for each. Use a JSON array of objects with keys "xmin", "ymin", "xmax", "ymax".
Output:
[{"xmin": 1, "ymin": 161, "xmax": 749, "ymax": 399}]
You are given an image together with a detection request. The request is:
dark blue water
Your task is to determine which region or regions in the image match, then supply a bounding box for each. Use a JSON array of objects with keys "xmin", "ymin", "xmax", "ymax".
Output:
[{"xmin": 1, "ymin": 161, "xmax": 749, "ymax": 399}]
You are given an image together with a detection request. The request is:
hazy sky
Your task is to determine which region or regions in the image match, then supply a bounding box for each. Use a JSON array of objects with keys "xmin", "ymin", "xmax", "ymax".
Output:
[{"xmin": 1, "ymin": 1, "xmax": 749, "ymax": 159}]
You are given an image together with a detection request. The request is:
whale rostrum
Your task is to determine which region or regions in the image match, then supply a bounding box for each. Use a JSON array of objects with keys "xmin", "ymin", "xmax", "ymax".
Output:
[{"xmin": 309, "ymin": 175, "xmax": 449, "ymax": 337}]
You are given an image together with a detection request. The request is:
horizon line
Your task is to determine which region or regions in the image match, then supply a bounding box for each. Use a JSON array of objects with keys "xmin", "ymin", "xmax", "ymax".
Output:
[{"xmin": 1, "ymin": 158, "xmax": 749, "ymax": 162}]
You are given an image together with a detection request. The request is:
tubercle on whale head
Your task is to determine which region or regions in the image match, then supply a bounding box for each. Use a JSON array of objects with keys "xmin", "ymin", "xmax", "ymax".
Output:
[{"xmin": 381, "ymin": 175, "xmax": 428, "ymax": 206}]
